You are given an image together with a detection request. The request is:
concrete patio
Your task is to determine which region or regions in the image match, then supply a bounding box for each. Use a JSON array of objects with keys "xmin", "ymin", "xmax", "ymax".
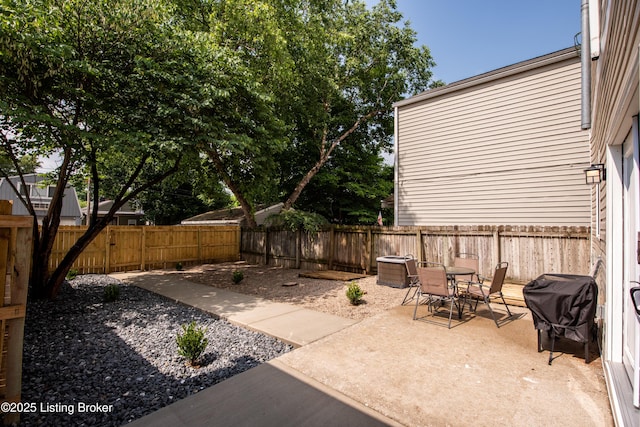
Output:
[{"xmin": 116, "ymin": 271, "xmax": 613, "ymax": 427}]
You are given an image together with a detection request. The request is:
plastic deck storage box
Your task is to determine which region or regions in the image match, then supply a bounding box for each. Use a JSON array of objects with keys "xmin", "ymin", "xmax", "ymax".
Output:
[{"xmin": 376, "ymin": 256, "xmax": 410, "ymax": 288}]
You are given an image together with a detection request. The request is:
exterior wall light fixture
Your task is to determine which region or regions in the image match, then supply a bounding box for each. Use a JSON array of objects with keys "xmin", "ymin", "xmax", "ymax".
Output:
[
  {"xmin": 584, "ymin": 163, "xmax": 606, "ymax": 184},
  {"xmin": 584, "ymin": 163, "xmax": 605, "ymax": 239}
]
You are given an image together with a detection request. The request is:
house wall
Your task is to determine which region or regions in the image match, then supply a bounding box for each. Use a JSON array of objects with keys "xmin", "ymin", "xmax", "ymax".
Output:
[
  {"xmin": 394, "ymin": 48, "xmax": 590, "ymax": 227},
  {"xmin": 0, "ymin": 174, "xmax": 82, "ymax": 222},
  {"xmin": 589, "ymin": 0, "xmax": 640, "ymax": 425}
]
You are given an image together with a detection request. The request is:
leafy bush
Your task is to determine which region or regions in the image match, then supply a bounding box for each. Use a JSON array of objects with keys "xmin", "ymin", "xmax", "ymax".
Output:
[
  {"xmin": 232, "ymin": 270, "xmax": 244, "ymax": 284},
  {"xmin": 265, "ymin": 210, "xmax": 328, "ymax": 233},
  {"xmin": 66, "ymin": 269, "xmax": 78, "ymax": 280},
  {"xmin": 346, "ymin": 282, "xmax": 364, "ymax": 305},
  {"xmin": 176, "ymin": 262, "xmax": 183, "ymax": 271},
  {"xmin": 103, "ymin": 284, "xmax": 120, "ymax": 302},
  {"xmin": 176, "ymin": 321, "xmax": 209, "ymax": 366}
]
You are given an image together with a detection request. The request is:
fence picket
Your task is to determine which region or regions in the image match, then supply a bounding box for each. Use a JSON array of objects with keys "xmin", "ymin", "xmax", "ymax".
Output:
[
  {"xmin": 49, "ymin": 225, "xmax": 240, "ymax": 274},
  {"xmin": 240, "ymin": 225, "xmax": 590, "ymax": 284}
]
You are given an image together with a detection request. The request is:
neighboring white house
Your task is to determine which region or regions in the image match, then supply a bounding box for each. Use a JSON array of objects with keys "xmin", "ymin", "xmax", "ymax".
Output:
[
  {"xmin": 393, "ymin": 47, "xmax": 590, "ymax": 227},
  {"xmin": 0, "ymin": 173, "xmax": 82, "ymax": 225},
  {"xmin": 585, "ymin": 0, "xmax": 640, "ymax": 425}
]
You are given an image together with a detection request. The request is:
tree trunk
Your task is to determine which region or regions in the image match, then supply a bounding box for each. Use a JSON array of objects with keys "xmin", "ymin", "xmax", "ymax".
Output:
[
  {"xmin": 204, "ymin": 148, "xmax": 257, "ymax": 228},
  {"xmin": 282, "ymin": 110, "xmax": 380, "ymax": 210},
  {"xmin": 283, "ymin": 160, "xmax": 326, "ymax": 210},
  {"xmin": 45, "ymin": 218, "xmax": 109, "ymax": 298},
  {"xmin": 37, "ymin": 155, "xmax": 182, "ymax": 299}
]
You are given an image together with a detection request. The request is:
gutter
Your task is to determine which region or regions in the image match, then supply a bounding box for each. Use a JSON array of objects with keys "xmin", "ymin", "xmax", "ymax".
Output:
[
  {"xmin": 393, "ymin": 106, "xmax": 399, "ymax": 226},
  {"xmin": 393, "ymin": 47, "xmax": 579, "ymax": 109},
  {"xmin": 581, "ymin": 0, "xmax": 592, "ymax": 130}
]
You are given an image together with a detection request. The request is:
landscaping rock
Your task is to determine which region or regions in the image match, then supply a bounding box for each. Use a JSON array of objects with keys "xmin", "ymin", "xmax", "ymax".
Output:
[{"xmin": 20, "ymin": 275, "xmax": 292, "ymax": 426}]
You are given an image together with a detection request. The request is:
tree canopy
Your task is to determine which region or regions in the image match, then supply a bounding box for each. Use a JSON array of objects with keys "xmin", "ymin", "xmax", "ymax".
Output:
[
  {"xmin": 183, "ymin": 0, "xmax": 437, "ymax": 225},
  {"xmin": 0, "ymin": 0, "xmax": 272, "ymax": 297},
  {"xmin": 0, "ymin": 0, "xmax": 438, "ymax": 298}
]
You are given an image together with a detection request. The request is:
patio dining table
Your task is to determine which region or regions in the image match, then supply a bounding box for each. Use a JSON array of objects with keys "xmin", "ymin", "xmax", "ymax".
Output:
[
  {"xmin": 444, "ymin": 266, "xmax": 476, "ymax": 315},
  {"xmin": 445, "ymin": 266, "xmax": 476, "ymax": 286}
]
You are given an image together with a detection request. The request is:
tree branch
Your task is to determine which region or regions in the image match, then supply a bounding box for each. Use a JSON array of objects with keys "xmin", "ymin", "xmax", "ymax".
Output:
[{"xmin": 204, "ymin": 145, "xmax": 257, "ymax": 228}]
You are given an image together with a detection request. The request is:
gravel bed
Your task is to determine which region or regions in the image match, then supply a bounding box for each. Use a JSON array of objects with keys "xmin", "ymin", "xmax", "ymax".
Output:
[{"xmin": 18, "ymin": 275, "xmax": 292, "ymax": 427}]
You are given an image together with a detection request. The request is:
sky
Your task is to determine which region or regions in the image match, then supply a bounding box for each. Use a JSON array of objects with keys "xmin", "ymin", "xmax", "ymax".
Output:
[{"xmin": 385, "ymin": 0, "xmax": 581, "ymax": 84}]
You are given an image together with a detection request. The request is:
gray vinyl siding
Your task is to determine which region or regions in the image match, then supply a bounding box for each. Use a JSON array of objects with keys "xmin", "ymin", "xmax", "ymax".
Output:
[
  {"xmin": 0, "ymin": 174, "xmax": 82, "ymax": 221},
  {"xmin": 395, "ymin": 48, "xmax": 590, "ymax": 226}
]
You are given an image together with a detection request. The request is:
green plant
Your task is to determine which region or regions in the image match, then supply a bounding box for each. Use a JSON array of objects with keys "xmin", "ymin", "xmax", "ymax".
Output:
[
  {"xmin": 66, "ymin": 269, "xmax": 78, "ymax": 280},
  {"xmin": 103, "ymin": 284, "xmax": 120, "ymax": 302},
  {"xmin": 346, "ymin": 282, "xmax": 364, "ymax": 305},
  {"xmin": 264, "ymin": 210, "xmax": 328, "ymax": 233},
  {"xmin": 176, "ymin": 262, "xmax": 183, "ymax": 271},
  {"xmin": 232, "ymin": 270, "xmax": 244, "ymax": 284},
  {"xmin": 176, "ymin": 321, "xmax": 209, "ymax": 366}
]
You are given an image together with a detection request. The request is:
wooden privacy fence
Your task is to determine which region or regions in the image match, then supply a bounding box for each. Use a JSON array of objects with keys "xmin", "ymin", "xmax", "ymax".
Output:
[
  {"xmin": 0, "ymin": 201, "xmax": 32, "ymax": 425},
  {"xmin": 241, "ymin": 225, "xmax": 591, "ymax": 284},
  {"xmin": 50, "ymin": 225, "xmax": 240, "ymax": 274}
]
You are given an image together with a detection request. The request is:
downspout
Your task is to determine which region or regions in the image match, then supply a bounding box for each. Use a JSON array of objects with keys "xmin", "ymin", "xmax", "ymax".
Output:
[
  {"xmin": 581, "ymin": 0, "xmax": 592, "ymax": 130},
  {"xmin": 393, "ymin": 106, "xmax": 399, "ymax": 226}
]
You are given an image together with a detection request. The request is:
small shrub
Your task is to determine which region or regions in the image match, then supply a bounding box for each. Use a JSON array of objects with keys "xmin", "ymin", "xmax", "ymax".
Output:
[
  {"xmin": 176, "ymin": 262, "xmax": 183, "ymax": 271},
  {"xmin": 66, "ymin": 269, "xmax": 78, "ymax": 280},
  {"xmin": 103, "ymin": 284, "xmax": 120, "ymax": 302},
  {"xmin": 346, "ymin": 282, "xmax": 364, "ymax": 305},
  {"xmin": 264, "ymin": 210, "xmax": 328, "ymax": 233},
  {"xmin": 232, "ymin": 270, "xmax": 244, "ymax": 284},
  {"xmin": 176, "ymin": 321, "xmax": 209, "ymax": 366}
]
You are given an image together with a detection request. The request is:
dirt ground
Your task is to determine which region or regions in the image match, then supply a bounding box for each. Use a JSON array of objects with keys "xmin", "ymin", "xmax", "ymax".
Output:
[{"xmin": 179, "ymin": 262, "xmax": 408, "ymax": 321}]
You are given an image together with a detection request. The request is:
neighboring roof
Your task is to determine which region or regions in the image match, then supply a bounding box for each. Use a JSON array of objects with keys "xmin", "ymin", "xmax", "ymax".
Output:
[
  {"xmin": 183, "ymin": 206, "xmax": 245, "ymax": 223},
  {"xmin": 394, "ymin": 47, "xmax": 579, "ymax": 108},
  {"xmin": 83, "ymin": 200, "xmax": 144, "ymax": 217},
  {"xmin": 0, "ymin": 173, "xmax": 82, "ymax": 218},
  {"xmin": 181, "ymin": 203, "xmax": 284, "ymax": 226}
]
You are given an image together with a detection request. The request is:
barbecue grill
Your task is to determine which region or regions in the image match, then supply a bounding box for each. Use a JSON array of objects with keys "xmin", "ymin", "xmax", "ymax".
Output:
[{"xmin": 523, "ymin": 274, "xmax": 598, "ymax": 365}]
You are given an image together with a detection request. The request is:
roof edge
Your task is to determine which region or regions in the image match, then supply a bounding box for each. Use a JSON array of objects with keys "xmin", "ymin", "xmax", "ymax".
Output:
[{"xmin": 393, "ymin": 47, "xmax": 580, "ymax": 108}]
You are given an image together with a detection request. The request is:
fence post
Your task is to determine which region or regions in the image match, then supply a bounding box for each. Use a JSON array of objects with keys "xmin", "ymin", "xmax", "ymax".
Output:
[
  {"xmin": 0, "ymin": 201, "xmax": 11, "ymax": 303},
  {"xmin": 370, "ymin": 227, "xmax": 377, "ymax": 273},
  {"xmin": 263, "ymin": 228, "xmax": 269, "ymax": 266},
  {"xmin": 295, "ymin": 229, "xmax": 301, "ymax": 269},
  {"xmin": 493, "ymin": 228, "xmax": 501, "ymax": 266},
  {"xmin": 328, "ymin": 225, "xmax": 335, "ymax": 270},
  {"xmin": 0, "ymin": 200, "xmax": 32, "ymax": 425},
  {"xmin": 197, "ymin": 227, "xmax": 202, "ymax": 264},
  {"xmin": 365, "ymin": 227, "xmax": 372, "ymax": 274},
  {"xmin": 236, "ymin": 226, "xmax": 241, "ymax": 261},
  {"xmin": 105, "ymin": 226, "xmax": 111, "ymax": 274},
  {"xmin": 416, "ymin": 228, "xmax": 423, "ymax": 262},
  {"xmin": 140, "ymin": 227, "xmax": 146, "ymax": 271}
]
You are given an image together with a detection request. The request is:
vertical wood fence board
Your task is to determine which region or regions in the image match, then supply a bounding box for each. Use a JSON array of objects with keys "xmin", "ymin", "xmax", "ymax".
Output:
[
  {"xmin": 0, "ymin": 206, "xmax": 32, "ymax": 426},
  {"xmin": 240, "ymin": 225, "xmax": 590, "ymax": 284},
  {"xmin": 199, "ymin": 226, "xmax": 238, "ymax": 262},
  {"xmin": 109, "ymin": 227, "xmax": 143, "ymax": 271},
  {"xmin": 49, "ymin": 225, "xmax": 240, "ymax": 274}
]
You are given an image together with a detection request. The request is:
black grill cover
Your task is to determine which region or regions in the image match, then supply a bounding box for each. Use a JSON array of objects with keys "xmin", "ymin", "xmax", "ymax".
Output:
[{"xmin": 523, "ymin": 274, "xmax": 598, "ymax": 343}]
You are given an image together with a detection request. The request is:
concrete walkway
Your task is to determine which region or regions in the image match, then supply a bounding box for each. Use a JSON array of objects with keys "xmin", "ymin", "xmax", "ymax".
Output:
[
  {"xmin": 111, "ymin": 271, "xmax": 356, "ymax": 348},
  {"xmin": 113, "ymin": 270, "xmax": 614, "ymax": 427}
]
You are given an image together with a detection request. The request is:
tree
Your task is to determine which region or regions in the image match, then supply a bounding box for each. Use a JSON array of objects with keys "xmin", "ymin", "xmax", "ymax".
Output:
[
  {"xmin": 280, "ymin": 0, "xmax": 435, "ymax": 211},
  {"xmin": 134, "ymin": 155, "xmax": 233, "ymax": 225},
  {"xmin": 0, "ymin": 0, "xmax": 243, "ymax": 298},
  {"xmin": 279, "ymin": 128, "xmax": 394, "ymax": 224},
  {"xmin": 177, "ymin": 0, "xmax": 293, "ymax": 228},
  {"xmin": 180, "ymin": 0, "xmax": 437, "ymax": 226}
]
